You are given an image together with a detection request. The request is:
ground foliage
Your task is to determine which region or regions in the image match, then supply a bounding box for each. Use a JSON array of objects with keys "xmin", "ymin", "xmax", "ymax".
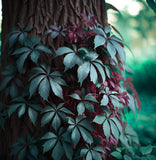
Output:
[{"xmin": 0, "ymin": 11, "xmax": 156, "ymax": 160}]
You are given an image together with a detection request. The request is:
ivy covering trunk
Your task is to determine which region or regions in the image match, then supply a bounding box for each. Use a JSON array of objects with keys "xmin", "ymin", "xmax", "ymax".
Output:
[{"xmin": 1, "ymin": 0, "xmax": 153, "ymax": 160}]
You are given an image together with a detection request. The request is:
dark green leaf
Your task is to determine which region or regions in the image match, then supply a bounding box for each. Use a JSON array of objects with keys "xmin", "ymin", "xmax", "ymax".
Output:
[
  {"xmin": 36, "ymin": 45, "xmax": 52, "ymax": 54},
  {"xmin": 18, "ymin": 147, "xmax": 26, "ymax": 160},
  {"xmin": 80, "ymin": 148, "xmax": 88, "ymax": 157},
  {"xmin": 62, "ymin": 142, "xmax": 73, "ymax": 160},
  {"xmin": 111, "ymin": 151, "xmax": 123, "ymax": 159},
  {"xmin": 41, "ymin": 112, "xmax": 54, "ymax": 127},
  {"xmin": 52, "ymin": 114, "xmax": 61, "ymax": 131},
  {"xmin": 101, "ymin": 95, "xmax": 109, "ymax": 106},
  {"xmin": 29, "ymin": 75, "xmax": 45, "ymax": 98},
  {"xmin": 107, "ymin": 42, "xmax": 116, "ymax": 59},
  {"xmin": 110, "ymin": 120, "xmax": 119, "ymax": 140},
  {"xmin": 110, "ymin": 40, "xmax": 126, "ymax": 62},
  {"xmin": 86, "ymin": 151, "xmax": 92, "ymax": 160},
  {"xmin": 30, "ymin": 50, "xmax": 40, "ymax": 64},
  {"xmin": 52, "ymin": 141, "xmax": 64, "ymax": 160},
  {"xmin": 93, "ymin": 115, "xmax": 106, "ymax": 124},
  {"xmin": 90, "ymin": 64, "xmax": 98, "ymax": 84},
  {"xmin": 94, "ymin": 146, "xmax": 105, "ymax": 153},
  {"xmin": 41, "ymin": 132, "xmax": 56, "ymax": 140},
  {"xmin": 19, "ymin": 33, "xmax": 27, "ymax": 45},
  {"xmin": 18, "ymin": 104, "xmax": 26, "ymax": 117},
  {"xmin": 43, "ymin": 139, "xmax": 56, "ymax": 153},
  {"xmin": 29, "ymin": 145, "xmax": 38, "ymax": 158},
  {"xmin": 140, "ymin": 145, "xmax": 153, "ymax": 155},
  {"xmin": 13, "ymin": 47, "xmax": 30, "ymax": 55},
  {"xmin": 94, "ymin": 28, "xmax": 106, "ymax": 37},
  {"xmin": 91, "ymin": 150, "xmax": 102, "ymax": 160},
  {"xmin": 69, "ymin": 93, "xmax": 81, "ymax": 100},
  {"xmin": 56, "ymin": 47, "xmax": 74, "ymax": 56},
  {"xmin": 28, "ymin": 108, "xmax": 37, "ymax": 125},
  {"xmin": 93, "ymin": 62, "xmax": 106, "ymax": 83},
  {"xmin": 79, "ymin": 126, "xmax": 93, "ymax": 144},
  {"xmin": 124, "ymin": 155, "xmax": 132, "ymax": 160},
  {"xmin": 85, "ymin": 101, "xmax": 95, "ymax": 112},
  {"xmin": 64, "ymin": 53, "xmax": 81, "ymax": 71},
  {"xmin": 110, "ymin": 117, "xmax": 122, "ymax": 133},
  {"xmin": 71, "ymin": 127, "xmax": 81, "ymax": 146},
  {"xmin": 16, "ymin": 52, "xmax": 29, "ymax": 73},
  {"xmin": 8, "ymin": 104, "xmax": 22, "ymax": 117},
  {"xmin": 78, "ymin": 62, "xmax": 90, "ymax": 85},
  {"xmin": 39, "ymin": 77, "xmax": 50, "ymax": 100},
  {"xmin": 49, "ymin": 78, "xmax": 63, "ymax": 99},
  {"xmin": 103, "ymin": 119, "xmax": 110, "ymax": 139},
  {"xmin": 77, "ymin": 102, "xmax": 85, "ymax": 115},
  {"xmin": 94, "ymin": 35, "xmax": 106, "ymax": 48}
]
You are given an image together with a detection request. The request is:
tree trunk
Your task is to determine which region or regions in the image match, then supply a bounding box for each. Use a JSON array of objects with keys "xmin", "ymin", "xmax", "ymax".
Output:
[{"xmin": 0, "ymin": 0, "xmax": 107, "ymax": 159}]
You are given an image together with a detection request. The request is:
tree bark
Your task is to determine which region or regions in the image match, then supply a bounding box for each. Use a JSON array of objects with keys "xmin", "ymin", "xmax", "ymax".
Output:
[{"xmin": 0, "ymin": 0, "xmax": 107, "ymax": 159}]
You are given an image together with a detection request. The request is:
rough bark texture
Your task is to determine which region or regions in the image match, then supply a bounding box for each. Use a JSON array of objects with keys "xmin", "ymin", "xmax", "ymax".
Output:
[{"xmin": 0, "ymin": 0, "xmax": 107, "ymax": 159}]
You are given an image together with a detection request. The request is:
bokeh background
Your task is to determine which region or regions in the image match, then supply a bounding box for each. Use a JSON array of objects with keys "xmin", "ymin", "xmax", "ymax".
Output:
[
  {"xmin": 0, "ymin": 0, "xmax": 155, "ymax": 146},
  {"xmin": 106, "ymin": 0, "xmax": 156, "ymax": 146}
]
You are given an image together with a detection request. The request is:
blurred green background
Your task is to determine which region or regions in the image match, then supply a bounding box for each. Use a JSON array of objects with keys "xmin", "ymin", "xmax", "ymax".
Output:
[
  {"xmin": 0, "ymin": 0, "xmax": 155, "ymax": 146},
  {"xmin": 106, "ymin": 0, "xmax": 156, "ymax": 145}
]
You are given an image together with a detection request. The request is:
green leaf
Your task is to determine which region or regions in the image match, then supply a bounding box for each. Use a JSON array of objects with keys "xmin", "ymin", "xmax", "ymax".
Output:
[
  {"xmin": 85, "ymin": 101, "xmax": 95, "ymax": 112},
  {"xmin": 110, "ymin": 40, "xmax": 126, "ymax": 62},
  {"xmin": 94, "ymin": 146, "xmax": 105, "ymax": 153},
  {"xmin": 30, "ymin": 36, "xmax": 40, "ymax": 47},
  {"xmin": 52, "ymin": 114, "xmax": 61, "ymax": 131},
  {"xmin": 18, "ymin": 147, "xmax": 26, "ymax": 160},
  {"xmin": 52, "ymin": 141, "xmax": 64, "ymax": 160},
  {"xmin": 110, "ymin": 120, "xmax": 119, "ymax": 140},
  {"xmin": 41, "ymin": 132, "xmax": 56, "ymax": 140},
  {"xmin": 94, "ymin": 35, "xmax": 106, "ymax": 48},
  {"xmin": 90, "ymin": 64, "xmax": 98, "ymax": 84},
  {"xmin": 80, "ymin": 148, "xmax": 88, "ymax": 157},
  {"xmin": 49, "ymin": 78, "xmax": 63, "ymax": 99},
  {"xmin": 71, "ymin": 127, "xmax": 81, "ymax": 146},
  {"xmin": 94, "ymin": 28, "xmax": 106, "ymax": 37},
  {"xmin": 124, "ymin": 155, "xmax": 132, "ymax": 160},
  {"xmin": 93, "ymin": 115, "xmax": 106, "ymax": 124},
  {"xmin": 36, "ymin": 45, "xmax": 52, "ymax": 54},
  {"xmin": 41, "ymin": 112, "xmax": 54, "ymax": 127},
  {"xmin": 69, "ymin": 93, "xmax": 81, "ymax": 100},
  {"xmin": 12, "ymin": 47, "xmax": 30, "ymax": 55},
  {"xmin": 43, "ymin": 139, "xmax": 56, "ymax": 153},
  {"xmin": 28, "ymin": 108, "xmax": 37, "ymax": 125},
  {"xmin": 16, "ymin": 52, "xmax": 29, "ymax": 73},
  {"xmin": 77, "ymin": 102, "xmax": 85, "ymax": 115},
  {"xmin": 62, "ymin": 142, "xmax": 73, "ymax": 160},
  {"xmin": 78, "ymin": 62, "xmax": 90, "ymax": 85},
  {"xmin": 79, "ymin": 126, "xmax": 93, "ymax": 144},
  {"xmin": 86, "ymin": 151, "xmax": 93, "ymax": 160},
  {"xmin": 30, "ymin": 50, "xmax": 40, "ymax": 64},
  {"xmin": 56, "ymin": 47, "xmax": 74, "ymax": 56},
  {"xmin": 107, "ymin": 42, "xmax": 116, "ymax": 59},
  {"xmin": 19, "ymin": 33, "xmax": 27, "ymax": 45},
  {"xmin": 93, "ymin": 62, "xmax": 106, "ymax": 83},
  {"xmin": 8, "ymin": 104, "xmax": 21, "ymax": 117},
  {"xmin": 91, "ymin": 150, "xmax": 102, "ymax": 160},
  {"xmin": 39, "ymin": 77, "xmax": 50, "ymax": 100},
  {"xmin": 101, "ymin": 95, "xmax": 109, "ymax": 106},
  {"xmin": 110, "ymin": 117, "xmax": 122, "ymax": 133},
  {"xmin": 111, "ymin": 151, "xmax": 123, "ymax": 159},
  {"xmin": 64, "ymin": 53, "xmax": 81, "ymax": 71},
  {"xmin": 140, "ymin": 145, "xmax": 153, "ymax": 155},
  {"xmin": 103, "ymin": 119, "xmax": 110, "ymax": 139},
  {"xmin": 29, "ymin": 75, "xmax": 45, "ymax": 98},
  {"xmin": 0, "ymin": 76, "xmax": 13, "ymax": 91},
  {"xmin": 18, "ymin": 104, "xmax": 26, "ymax": 117}
]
